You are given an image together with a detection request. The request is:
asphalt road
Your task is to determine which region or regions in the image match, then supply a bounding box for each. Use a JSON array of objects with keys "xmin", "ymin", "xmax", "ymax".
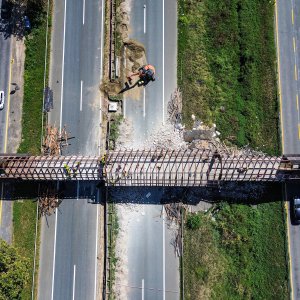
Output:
[
  {"xmin": 121, "ymin": 0, "xmax": 179, "ymax": 299},
  {"xmin": 0, "ymin": 0, "xmax": 11, "ymax": 153},
  {"xmin": 276, "ymin": 0, "xmax": 300, "ymax": 299},
  {"xmin": 0, "ymin": 0, "xmax": 12, "ymax": 244},
  {"xmin": 38, "ymin": 0, "xmax": 104, "ymax": 299}
]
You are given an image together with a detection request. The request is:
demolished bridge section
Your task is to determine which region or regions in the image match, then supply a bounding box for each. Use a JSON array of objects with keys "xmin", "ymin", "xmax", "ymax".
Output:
[{"xmin": 0, "ymin": 150, "xmax": 299, "ymax": 186}]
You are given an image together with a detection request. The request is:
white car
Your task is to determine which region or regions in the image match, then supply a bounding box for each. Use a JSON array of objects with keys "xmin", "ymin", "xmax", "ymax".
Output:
[{"xmin": 0, "ymin": 91, "xmax": 4, "ymax": 110}]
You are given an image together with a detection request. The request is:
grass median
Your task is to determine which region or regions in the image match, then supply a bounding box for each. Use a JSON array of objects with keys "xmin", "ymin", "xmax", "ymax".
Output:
[
  {"xmin": 178, "ymin": 0, "xmax": 279, "ymax": 154},
  {"xmin": 13, "ymin": 3, "xmax": 52, "ymax": 299},
  {"xmin": 179, "ymin": 0, "xmax": 288, "ymax": 298}
]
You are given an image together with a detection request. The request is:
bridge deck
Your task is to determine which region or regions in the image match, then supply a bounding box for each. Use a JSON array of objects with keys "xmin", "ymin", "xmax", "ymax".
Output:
[{"xmin": 1, "ymin": 150, "xmax": 298, "ymax": 186}]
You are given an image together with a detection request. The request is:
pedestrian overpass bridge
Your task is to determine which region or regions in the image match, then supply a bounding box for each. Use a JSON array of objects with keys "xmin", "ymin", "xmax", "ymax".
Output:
[{"xmin": 0, "ymin": 149, "xmax": 299, "ymax": 187}]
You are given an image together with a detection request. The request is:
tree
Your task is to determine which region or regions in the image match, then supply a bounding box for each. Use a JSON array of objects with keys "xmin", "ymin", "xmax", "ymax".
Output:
[
  {"xmin": 0, "ymin": 240, "xmax": 29, "ymax": 300},
  {"xmin": 8, "ymin": 0, "xmax": 46, "ymax": 6}
]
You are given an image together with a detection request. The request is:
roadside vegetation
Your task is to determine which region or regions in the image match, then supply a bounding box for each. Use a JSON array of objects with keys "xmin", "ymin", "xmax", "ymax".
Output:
[
  {"xmin": 178, "ymin": 0, "xmax": 288, "ymax": 298},
  {"xmin": 109, "ymin": 114, "xmax": 123, "ymax": 150},
  {"xmin": 0, "ymin": 240, "xmax": 30, "ymax": 299},
  {"xmin": 10, "ymin": 1, "xmax": 52, "ymax": 299},
  {"xmin": 107, "ymin": 201, "xmax": 119, "ymax": 300},
  {"xmin": 184, "ymin": 203, "xmax": 288, "ymax": 299},
  {"xmin": 178, "ymin": 0, "xmax": 279, "ymax": 155}
]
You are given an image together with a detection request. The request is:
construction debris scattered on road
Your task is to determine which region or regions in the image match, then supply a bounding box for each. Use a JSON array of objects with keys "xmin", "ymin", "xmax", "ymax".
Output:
[
  {"xmin": 36, "ymin": 185, "xmax": 62, "ymax": 217},
  {"xmin": 164, "ymin": 203, "xmax": 188, "ymax": 257},
  {"xmin": 42, "ymin": 125, "xmax": 71, "ymax": 155}
]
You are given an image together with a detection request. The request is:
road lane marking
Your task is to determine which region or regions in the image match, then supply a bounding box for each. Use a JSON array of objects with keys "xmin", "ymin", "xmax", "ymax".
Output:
[
  {"xmin": 4, "ymin": 58, "xmax": 13, "ymax": 153},
  {"xmin": 99, "ymin": 0, "xmax": 105, "ymax": 155},
  {"xmin": 80, "ymin": 80, "xmax": 83, "ymax": 111},
  {"xmin": 72, "ymin": 265, "xmax": 76, "ymax": 300},
  {"xmin": 297, "ymin": 94, "xmax": 299, "ymax": 111},
  {"xmin": 293, "ymin": 37, "xmax": 296, "ymax": 52},
  {"xmin": 162, "ymin": 207, "xmax": 166, "ymax": 300},
  {"xmin": 51, "ymin": 206, "xmax": 58, "ymax": 300},
  {"xmin": 298, "ymin": 123, "xmax": 300, "ymax": 139},
  {"xmin": 162, "ymin": 0, "xmax": 165, "ymax": 124},
  {"xmin": 143, "ymin": 89, "xmax": 146, "ymax": 117},
  {"xmin": 295, "ymin": 64, "xmax": 298, "ymax": 81},
  {"xmin": 1, "ymin": 57, "xmax": 13, "ymax": 226},
  {"xmin": 142, "ymin": 279, "xmax": 144, "ymax": 300},
  {"xmin": 292, "ymin": 8, "xmax": 294, "ymax": 25},
  {"xmin": 83, "ymin": 0, "xmax": 85, "ymax": 25},
  {"xmin": 94, "ymin": 199, "xmax": 99, "ymax": 300},
  {"xmin": 59, "ymin": 0, "xmax": 67, "ymax": 133},
  {"xmin": 275, "ymin": 0, "xmax": 285, "ymax": 153},
  {"xmin": 144, "ymin": 4, "xmax": 146, "ymax": 34}
]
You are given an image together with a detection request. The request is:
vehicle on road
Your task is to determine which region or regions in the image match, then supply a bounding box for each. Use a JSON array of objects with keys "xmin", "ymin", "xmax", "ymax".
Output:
[
  {"xmin": 24, "ymin": 16, "xmax": 31, "ymax": 31},
  {"xmin": 127, "ymin": 64, "xmax": 156, "ymax": 86},
  {"xmin": 0, "ymin": 91, "xmax": 4, "ymax": 110},
  {"xmin": 291, "ymin": 197, "xmax": 300, "ymax": 225}
]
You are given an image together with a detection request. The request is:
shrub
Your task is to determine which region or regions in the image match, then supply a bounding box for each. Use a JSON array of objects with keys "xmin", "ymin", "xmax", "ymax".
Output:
[{"xmin": 186, "ymin": 214, "xmax": 202, "ymax": 230}]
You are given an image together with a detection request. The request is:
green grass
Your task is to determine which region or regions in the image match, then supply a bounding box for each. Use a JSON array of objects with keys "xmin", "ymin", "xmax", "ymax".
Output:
[
  {"xmin": 18, "ymin": 10, "xmax": 50, "ymax": 155},
  {"xmin": 178, "ymin": 0, "xmax": 279, "ymax": 155},
  {"xmin": 107, "ymin": 202, "xmax": 119, "ymax": 300},
  {"xmin": 12, "ymin": 4, "xmax": 52, "ymax": 299},
  {"xmin": 184, "ymin": 202, "xmax": 288, "ymax": 300},
  {"xmin": 179, "ymin": 0, "xmax": 288, "ymax": 298},
  {"xmin": 13, "ymin": 201, "xmax": 38, "ymax": 300}
]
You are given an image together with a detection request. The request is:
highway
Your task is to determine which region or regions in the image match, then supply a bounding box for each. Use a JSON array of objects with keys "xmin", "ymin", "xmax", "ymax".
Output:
[
  {"xmin": 119, "ymin": 0, "xmax": 179, "ymax": 299},
  {"xmin": 276, "ymin": 0, "xmax": 300, "ymax": 299},
  {"xmin": 37, "ymin": 0, "xmax": 104, "ymax": 299},
  {"xmin": 0, "ymin": 0, "xmax": 12, "ymax": 244}
]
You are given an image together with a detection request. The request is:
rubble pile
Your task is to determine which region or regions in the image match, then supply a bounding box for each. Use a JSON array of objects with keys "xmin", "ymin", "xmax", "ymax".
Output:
[
  {"xmin": 36, "ymin": 185, "xmax": 62, "ymax": 217},
  {"xmin": 42, "ymin": 125, "xmax": 70, "ymax": 156}
]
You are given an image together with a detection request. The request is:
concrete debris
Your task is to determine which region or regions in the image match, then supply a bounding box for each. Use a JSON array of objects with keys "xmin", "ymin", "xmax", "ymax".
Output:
[
  {"xmin": 168, "ymin": 88, "xmax": 182, "ymax": 124},
  {"xmin": 42, "ymin": 125, "xmax": 70, "ymax": 156},
  {"xmin": 36, "ymin": 185, "xmax": 62, "ymax": 217}
]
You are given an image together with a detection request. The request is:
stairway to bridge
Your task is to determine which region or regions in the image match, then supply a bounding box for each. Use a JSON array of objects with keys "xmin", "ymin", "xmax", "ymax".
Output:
[{"xmin": 0, "ymin": 150, "xmax": 299, "ymax": 186}]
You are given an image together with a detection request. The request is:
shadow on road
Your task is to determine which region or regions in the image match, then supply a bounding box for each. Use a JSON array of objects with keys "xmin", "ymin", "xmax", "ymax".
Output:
[
  {"xmin": 0, "ymin": 181, "xmax": 289, "ymax": 205},
  {"xmin": 118, "ymin": 78, "xmax": 152, "ymax": 94}
]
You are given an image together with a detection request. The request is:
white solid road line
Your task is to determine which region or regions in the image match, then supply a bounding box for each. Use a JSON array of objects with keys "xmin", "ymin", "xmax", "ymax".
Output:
[
  {"xmin": 162, "ymin": 1, "xmax": 166, "ymax": 298},
  {"xmin": 162, "ymin": 208, "xmax": 166, "ymax": 300},
  {"xmin": 72, "ymin": 265, "xmax": 76, "ymax": 300},
  {"xmin": 162, "ymin": 0, "xmax": 165, "ymax": 125},
  {"xmin": 59, "ymin": 0, "xmax": 67, "ymax": 133},
  {"xmin": 52, "ymin": 0, "xmax": 67, "ymax": 298},
  {"xmin": 80, "ymin": 80, "xmax": 83, "ymax": 111},
  {"xmin": 144, "ymin": 4, "xmax": 146, "ymax": 34},
  {"xmin": 142, "ymin": 279, "xmax": 145, "ymax": 300},
  {"xmin": 83, "ymin": 0, "xmax": 85, "ymax": 25},
  {"xmin": 99, "ymin": 0, "xmax": 105, "ymax": 155},
  {"xmin": 143, "ymin": 89, "xmax": 146, "ymax": 117},
  {"xmin": 51, "ymin": 208, "xmax": 58, "ymax": 300}
]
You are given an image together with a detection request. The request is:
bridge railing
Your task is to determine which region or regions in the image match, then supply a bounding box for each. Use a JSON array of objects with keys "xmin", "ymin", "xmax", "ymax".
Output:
[{"xmin": 0, "ymin": 151, "xmax": 299, "ymax": 186}]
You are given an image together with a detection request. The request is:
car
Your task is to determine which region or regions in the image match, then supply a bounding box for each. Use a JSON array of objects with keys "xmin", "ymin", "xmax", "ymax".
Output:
[
  {"xmin": 291, "ymin": 197, "xmax": 300, "ymax": 225},
  {"xmin": 24, "ymin": 16, "xmax": 31, "ymax": 31},
  {"xmin": 0, "ymin": 91, "xmax": 4, "ymax": 110}
]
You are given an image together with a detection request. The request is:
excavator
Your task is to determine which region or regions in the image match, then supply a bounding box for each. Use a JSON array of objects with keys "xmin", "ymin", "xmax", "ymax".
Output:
[{"xmin": 127, "ymin": 64, "xmax": 156, "ymax": 86}]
